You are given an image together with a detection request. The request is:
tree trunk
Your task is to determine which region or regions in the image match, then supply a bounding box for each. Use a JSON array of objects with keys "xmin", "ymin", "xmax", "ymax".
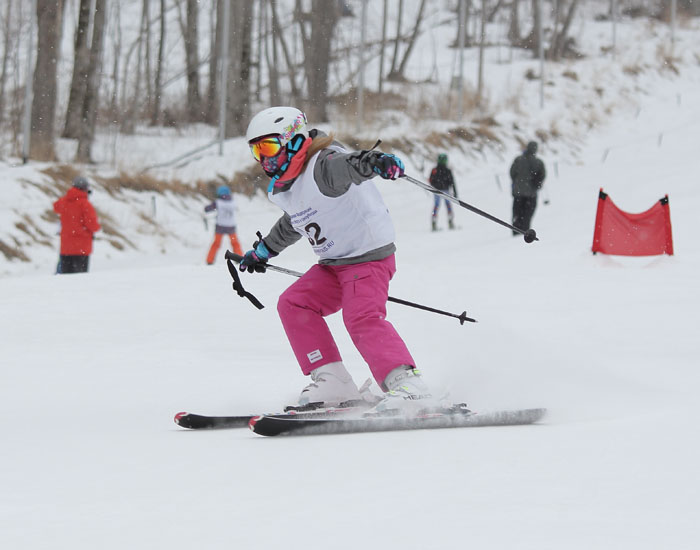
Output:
[
  {"xmin": 272, "ymin": 0, "xmax": 300, "ymax": 104},
  {"xmin": 452, "ymin": 0, "xmax": 473, "ymax": 48},
  {"xmin": 388, "ymin": 0, "xmax": 404, "ymax": 77},
  {"xmin": 62, "ymin": 0, "xmax": 91, "ymax": 138},
  {"xmin": 205, "ymin": 0, "xmax": 221, "ymax": 124},
  {"xmin": 547, "ymin": 0, "xmax": 561, "ymax": 59},
  {"xmin": 378, "ymin": 0, "xmax": 388, "ymax": 94},
  {"xmin": 301, "ymin": 0, "xmax": 339, "ymax": 121},
  {"xmin": 477, "ymin": 0, "xmax": 486, "ymax": 107},
  {"xmin": 76, "ymin": 0, "xmax": 106, "ymax": 163},
  {"xmin": 109, "ymin": 0, "xmax": 121, "ymax": 121},
  {"xmin": 396, "ymin": 0, "xmax": 427, "ymax": 78},
  {"xmin": 521, "ymin": 0, "xmax": 542, "ymax": 54},
  {"xmin": 30, "ymin": 0, "xmax": 64, "ymax": 161},
  {"xmin": 549, "ymin": 0, "xmax": 579, "ymax": 60},
  {"xmin": 264, "ymin": 0, "xmax": 280, "ymax": 105},
  {"xmin": 151, "ymin": 0, "xmax": 165, "ymax": 125},
  {"xmin": 224, "ymin": 0, "xmax": 252, "ymax": 137},
  {"xmin": 142, "ymin": 0, "xmax": 152, "ymax": 114},
  {"xmin": 183, "ymin": 0, "xmax": 200, "ymax": 121},
  {"xmin": 508, "ymin": 0, "xmax": 521, "ymax": 43},
  {"xmin": 0, "ymin": 0, "xmax": 13, "ymax": 124},
  {"xmin": 488, "ymin": 0, "xmax": 506, "ymax": 22},
  {"xmin": 120, "ymin": 34, "xmax": 140, "ymax": 133}
]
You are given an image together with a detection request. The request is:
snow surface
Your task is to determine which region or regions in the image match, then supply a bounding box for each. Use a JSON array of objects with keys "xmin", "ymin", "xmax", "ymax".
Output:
[{"xmin": 2, "ymin": 8, "xmax": 700, "ymax": 550}]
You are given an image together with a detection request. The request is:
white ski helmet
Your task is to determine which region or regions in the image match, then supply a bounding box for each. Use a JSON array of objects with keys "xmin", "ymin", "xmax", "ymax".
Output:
[{"xmin": 246, "ymin": 106, "xmax": 308, "ymax": 146}]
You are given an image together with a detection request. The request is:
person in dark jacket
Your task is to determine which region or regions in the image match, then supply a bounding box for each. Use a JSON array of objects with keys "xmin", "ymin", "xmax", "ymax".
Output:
[
  {"xmin": 53, "ymin": 177, "xmax": 101, "ymax": 273},
  {"xmin": 428, "ymin": 153, "xmax": 458, "ymax": 231},
  {"xmin": 510, "ymin": 141, "xmax": 546, "ymax": 235}
]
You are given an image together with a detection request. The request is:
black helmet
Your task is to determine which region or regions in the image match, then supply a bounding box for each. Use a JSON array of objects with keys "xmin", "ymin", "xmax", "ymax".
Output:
[
  {"xmin": 72, "ymin": 176, "xmax": 90, "ymax": 191},
  {"xmin": 526, "ymin": 141, "xmax": 538, "ymax": 154}
]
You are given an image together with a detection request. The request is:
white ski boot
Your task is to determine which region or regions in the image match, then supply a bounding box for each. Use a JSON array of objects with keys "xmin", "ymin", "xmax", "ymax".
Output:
[
  {"xmin": 296, "ymin": 362, "xmax": 362, "ymax": 409},
  {"xmin": 368, "ymin": 366, "xmax": 437, "ymax": 415}
]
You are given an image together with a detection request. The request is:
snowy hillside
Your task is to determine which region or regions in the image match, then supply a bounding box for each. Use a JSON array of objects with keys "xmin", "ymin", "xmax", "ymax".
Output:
[
  {"xmin": 2, "ymin": 4, "xmax": 699, "ymax": 277},
  {"xmin": 2, "ymin": 7, "xmax": 700, "ymax": 550}
]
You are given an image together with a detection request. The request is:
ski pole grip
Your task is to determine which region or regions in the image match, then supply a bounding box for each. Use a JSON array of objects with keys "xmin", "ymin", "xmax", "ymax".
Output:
[{"xmin": 225, "ymin": 250, "xmax": 243, "ymax": 264}]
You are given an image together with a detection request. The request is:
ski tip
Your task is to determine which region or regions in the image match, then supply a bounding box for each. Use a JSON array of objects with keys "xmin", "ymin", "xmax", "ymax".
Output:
[
  {"xmin": 248, "ymin": 415, "xmax": 262, "ymax": 431},
  {"xmin": 174, "ymin": 411, "xmax": 189, "ymax": 425}
]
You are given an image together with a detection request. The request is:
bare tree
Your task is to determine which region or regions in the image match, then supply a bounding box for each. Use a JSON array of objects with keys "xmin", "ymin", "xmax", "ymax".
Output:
[
  {"xmin": 521, "ymin": 0, "xmax": 543, "ymax": 54},
  {"xmin": 297, "ymin": 0, "xmax": 339, "ymax": 121},
  {"xmin": 0, "ymin": 0, "xmax": 13, "ymax": 124},
  {"xmin": 548, "ymin": 0, "xmax": 580, "ymax": 60},
  {"xmin": 142, "ymin": 0, "xmax": 152, "ymax": 113},
  {"xmin": 263, "ymin": 0, "xmax": 281, "ymax": 105},
  {"xmin": 477, "ymin": 0, "xmax": 486, "ymax": 106},
  {"xmin": 180, "ymin": 0, "xmax": 201, "ymax": 121},
  {"xmin": 224, "ymin": 0, "xmax": 253, "ymax": 136},
  {"xmin": 205, "ymin": 0, "xmax": 221, "ymax": 123},
  {"xmin": 451, "ymin": 0, "xmax": 473, "ymax": 48},
  {"xmin": 508, "ymin": 0, "xmax": 522, "ymax": 44},
  {"xmin": 378, "ymin": 0, "xmax": 388, "ymax": 94},
  {"xmin": 30, "ymin": 0, "xmax": 64, "ymax": 161},
  {"xmin": 63, "ymin": 0, "xmax": 91, "ymax": 138},
  {"xmin": 388, "ymin": 0, "xmax": 404, "ymax": 77},
  {"xmin": 108, "ymin": 0, "xmax": 121, "ymax": 121},
  {"xmin": 75, "ymin": 0, "xmax": 107, "ymax": 163},
  {"xmin": 120, "ymin": 32, "xmax": 141, "ymax": 132},
  {"xmin": 487, "ymin": 0, "xmax": 507, "ymax": 22},
  {"xmin": 393, "ymin": 0, "xmax": 427, "ymax": 79},
  {"xmin": 271, "ymin": 0, "xmax": 301, "ymax": 104},
  {"xmin": 151, "ymin": 0, "xmax": 165, "ymax": 125}
]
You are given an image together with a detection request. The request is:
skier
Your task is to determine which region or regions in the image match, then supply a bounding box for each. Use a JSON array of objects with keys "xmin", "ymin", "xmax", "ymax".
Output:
[
  {"xmin": 53, "ymin": 176, "xmax": 101, "ymax": 274},
  {"xmin": 510, "ymin": 141, "xmax": 546, "ymax": 235},
  {"xmin": 239, "ymin": 106, "xmax": 433, "ymax": 412},
  {"xmin": 205, "ymin": 185, "xmax": 243, "ymax": 264},
  {"xmin": 428, "ymin": 153, "xmax": 458, "ymax": 231}
]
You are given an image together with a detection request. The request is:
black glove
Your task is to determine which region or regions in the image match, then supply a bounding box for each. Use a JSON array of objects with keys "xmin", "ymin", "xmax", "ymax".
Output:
[
  {"xmin": 239, "ymin": 234, "xmax": 277, "ymax": 273},
  {"xmin": 368, "ymin": 152, "xmax": 405, "ymax": 180}
]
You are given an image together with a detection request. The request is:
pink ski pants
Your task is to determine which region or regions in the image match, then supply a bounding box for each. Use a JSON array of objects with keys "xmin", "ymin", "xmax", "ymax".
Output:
[{"xmin": 277, "ymin": 254, "xmax": 415, "ymax": 387}]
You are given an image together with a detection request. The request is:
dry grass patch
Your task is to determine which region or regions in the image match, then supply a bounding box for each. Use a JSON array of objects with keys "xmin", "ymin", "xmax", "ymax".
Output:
[
  {"xmin": 656, "ymin": 44, "xmax": 680, "ymax": 74},
  {"xmin": 231, "ymin": 164, "xmax": 268, "ymax": 196},
  {"xmin": 473, "ymin": 124, "xmax": 501, "ymax": 144},
  {"xmin": 15, "ymin": 215, "xmax": 52, "ymax": 247},
  {"xmin": 623, "ymin": 64, "xmax": 644, "ymax": 76},
  {"xmin": 0, "ymin": 238, "xmax": 30, "ymax": 262},
  {"xmin": 96, "ymin": 212, "xmax": 137, "ymax": 250},
  {"xmin": 97, "ymin": 172, "xmax": 205, "ymax": 198}
]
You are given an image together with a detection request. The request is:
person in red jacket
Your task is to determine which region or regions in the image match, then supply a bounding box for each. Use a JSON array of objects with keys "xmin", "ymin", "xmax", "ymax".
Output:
[{"xmin": 53, "ymin": 177, "xmax": 101, "ymax": 274}]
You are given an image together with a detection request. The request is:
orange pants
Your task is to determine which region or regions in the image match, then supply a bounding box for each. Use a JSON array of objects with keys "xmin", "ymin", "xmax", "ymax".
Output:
[{"xmin": 207, "ymin": 233, "xmax": 242, "ymax": 264}]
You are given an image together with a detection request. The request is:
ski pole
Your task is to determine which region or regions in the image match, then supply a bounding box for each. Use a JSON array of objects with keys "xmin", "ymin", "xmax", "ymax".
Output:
[
  {"xmin": 400, "ymin": 174, "xmax": 539, "ymax": 243},
  {"xmin": 224, "ymin": 251, "xmax": 476, "ymax": 325}
]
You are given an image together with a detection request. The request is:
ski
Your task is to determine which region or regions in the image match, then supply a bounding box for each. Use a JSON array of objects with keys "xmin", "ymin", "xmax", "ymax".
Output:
[
  {"xmin": 174, "ymin": 403, "xmax": 373, "ymax": 430},
  {"xmin": 174, "ymin": 412, "xmax": 254, "ymax": 430},
  {"xmin": 248, "ymin": 407, "xmax": 547, "ymax": 437}
]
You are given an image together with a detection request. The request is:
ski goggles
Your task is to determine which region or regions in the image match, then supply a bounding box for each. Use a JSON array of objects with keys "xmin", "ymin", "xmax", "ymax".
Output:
[{"xmin": 249, "ymin": 137, "xmax": 283, "ymax": 161}]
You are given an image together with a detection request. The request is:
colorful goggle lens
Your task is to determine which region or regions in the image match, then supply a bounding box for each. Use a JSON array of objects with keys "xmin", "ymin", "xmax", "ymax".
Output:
[{"xmin": 250, "ymin": 138, "xmax": 283, "ymax": 161}]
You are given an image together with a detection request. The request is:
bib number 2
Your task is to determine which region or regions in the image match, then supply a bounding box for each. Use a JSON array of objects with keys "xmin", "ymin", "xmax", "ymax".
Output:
[{"xmin": 304, "ymin": 222, "xmax": 327, "ymax": 246}]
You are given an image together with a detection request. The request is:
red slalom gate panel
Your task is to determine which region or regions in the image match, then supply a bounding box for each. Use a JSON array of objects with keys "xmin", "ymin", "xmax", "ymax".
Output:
[{"xmin": 592, "ymin": 189, "xmax": 673, "ymax": 256}]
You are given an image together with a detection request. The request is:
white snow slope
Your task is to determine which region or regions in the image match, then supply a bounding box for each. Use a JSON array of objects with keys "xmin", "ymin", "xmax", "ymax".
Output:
[{"xmin": 2, "ymin": 14, "xmax": 700, "ymax": 550}]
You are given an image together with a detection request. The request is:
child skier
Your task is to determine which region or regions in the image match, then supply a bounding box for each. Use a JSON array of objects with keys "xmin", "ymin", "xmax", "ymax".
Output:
[
  {"xmin": 205, "ymin": 185, "xmax": 243, "ymax": 264},
  {"xmin": 429, "ymin": 153, "xmax": 458, "ymax": 231},
  {"xmin": 239, "ymin": 106, "xmax": 433, "ymax": 412}
]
